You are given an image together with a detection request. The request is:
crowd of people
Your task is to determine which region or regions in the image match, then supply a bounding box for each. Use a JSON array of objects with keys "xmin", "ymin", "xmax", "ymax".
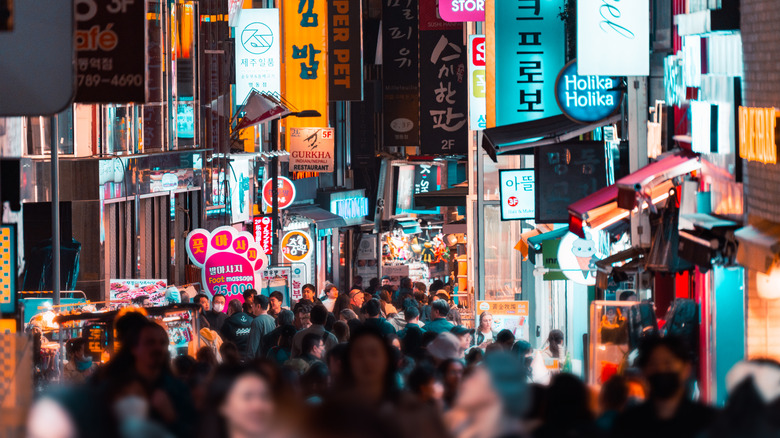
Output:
[{"xmin": 25, "ymin": 278, "xmax": 780, "ymax": 438}]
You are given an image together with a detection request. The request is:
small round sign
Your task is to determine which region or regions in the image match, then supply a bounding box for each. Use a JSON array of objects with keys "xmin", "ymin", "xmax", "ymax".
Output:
[
  {"xmin": 262, "ymin": 176, "xmax": 296, "ymax": 210},
  {"xmin": 555, "ymin": 59, "xmax": 622, "ymax": 124},
  {"xmin": 281, "ymin": 230, "xmax": 313, "ymax": 262}
]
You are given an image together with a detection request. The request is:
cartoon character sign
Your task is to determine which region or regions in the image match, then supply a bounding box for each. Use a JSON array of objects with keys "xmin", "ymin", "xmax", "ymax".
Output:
[
  {"xmin": 186, "ymin": 226, "xmax": 269, "ymax": 303},
  {"xmin": 557, "ymin": 231, "xmax": 604, "ymax": 285}
]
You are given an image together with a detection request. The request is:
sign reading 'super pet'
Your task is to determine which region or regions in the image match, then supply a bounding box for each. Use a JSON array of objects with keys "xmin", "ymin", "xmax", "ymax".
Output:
[{"xmin": 186, "ymin": 226, "xmax": 269, "ymax": 302}]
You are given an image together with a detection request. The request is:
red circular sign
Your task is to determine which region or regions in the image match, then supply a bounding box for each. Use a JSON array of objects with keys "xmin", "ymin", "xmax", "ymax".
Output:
[
  {"xmin": 507, "ymin": 196, "xmax": 519, "ymax": 207},
  {"xmin": 262, "ymin": 177, "xmax": 296, "ymax": 210}
]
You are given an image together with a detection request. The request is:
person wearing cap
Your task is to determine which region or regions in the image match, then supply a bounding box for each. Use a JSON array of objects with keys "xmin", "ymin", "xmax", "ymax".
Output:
[
  {"xmin": 426, "ymin": 331, "xmax": 462, "ymax": 366},
  {"xmin": 424, "ymin": 299, "xmax": 455, "ymax": 334},
  {"xmin": 450, "ymin": 326, "xmax": 474, "ymax": 358}
]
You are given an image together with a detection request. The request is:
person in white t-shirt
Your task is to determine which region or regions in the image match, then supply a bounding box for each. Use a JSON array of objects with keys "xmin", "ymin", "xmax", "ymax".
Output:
[{"xmin": 320, "ymin": 283, "xmax": 339, "ymax": 313}]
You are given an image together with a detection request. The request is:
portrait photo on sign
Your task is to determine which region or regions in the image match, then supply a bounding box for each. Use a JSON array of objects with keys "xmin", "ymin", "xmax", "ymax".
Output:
[{"xmin": 0, "ymin": 0, "xmax": 11, "ymax": 31}]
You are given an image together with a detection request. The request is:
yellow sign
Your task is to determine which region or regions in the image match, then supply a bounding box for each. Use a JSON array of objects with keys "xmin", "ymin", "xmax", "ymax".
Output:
[
  {"xmin": 282, "ymin": 0, "xmax": 328, "ymax": 149},
  {"xmin": 739, "ymin": 106, "xmax": 778, "ymax": 164},
  {"xmin": 477, "ymin": 301, "xmax": 529, "ymax": 316},
  {"xmin": 281, "ymin": 230, "xmax": 313, "ymax": 262}
]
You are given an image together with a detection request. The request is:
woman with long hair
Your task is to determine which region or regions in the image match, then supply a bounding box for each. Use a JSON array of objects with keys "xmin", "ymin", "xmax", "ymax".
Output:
[
  {"xmin": 339, "ymin": 326, "xmax": 400, "ymax": 404},
  {"xmin": 199, "ymin": 365, "xmax": 279, "ymax": 438},
  {"xmin": 475, "ymin": 311, "xmax": 497, "ymax": 349}
]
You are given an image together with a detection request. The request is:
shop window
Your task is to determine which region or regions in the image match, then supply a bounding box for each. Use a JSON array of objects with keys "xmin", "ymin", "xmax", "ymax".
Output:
[
  {"xmin": 482, "ymin": 205, "xmax": 523, "ymax": 300},
  {"xmin": 104, "ymin": 105, "xmax": 136, "ymax": 155},
  {"xmin": 106, "ymin": 201, "xmax": 135, "ymax": 279},
  {"xmin": 24, "ymin": 109, "xmax": 74, "ymax": 156}
]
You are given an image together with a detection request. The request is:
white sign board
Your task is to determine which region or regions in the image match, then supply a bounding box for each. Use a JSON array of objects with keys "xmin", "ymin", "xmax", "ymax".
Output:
[
  {"xmin": 235, "ymin": 9, "xmax": 281, "ymax": 106},
  {"xmin": 289, "ymin": 127, "xmax": 335, "ymax": 172},
  {"xmin": 230, "ymin": 157, "xmax": 252, "ymax": 224},
  {"xmin": 499, "ymin": 169, "xmax": 535, "ymax": 221},
  {"xmin": 576, "ymin": 0, "xmax": 649, "ymax": 76},
  {"xmin": 468, "ymin": 35, "xmax": 486, "ymax": 130}
]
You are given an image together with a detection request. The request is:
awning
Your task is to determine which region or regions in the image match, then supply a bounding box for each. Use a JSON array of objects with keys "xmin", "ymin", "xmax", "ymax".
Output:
[
  {"xmin": 568, "ymin": 151, "xmax": 700, "ymax": 237},
  {"xmin": 413, "ymin": 185, "xmax": 468, "ymax": 208},
  {"xmin": 481, "ymin": 113, "xmax": 622, "ymax": 162},
  {"xmin": 527, "ymin": 226, "xmax": 569, "ymax": 259},
  {"xmin": 594, "ymin": 247, "xmax": 647, "ymax": 289},
  {"xmin": 735, "ymin": 220, "xmax": 780, "ymax": 273},
  {"xmin": 286, "ymin": 205, "xmax": 347, "ymax": 229},
  {"xmin": 394, "ymin": 218, "xmax": 422, "ymax": 235}
]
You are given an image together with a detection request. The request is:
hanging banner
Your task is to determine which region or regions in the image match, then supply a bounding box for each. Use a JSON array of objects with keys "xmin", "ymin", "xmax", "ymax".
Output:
[
  {"xmin": 289, "ymin": 127, "xmax": 335, "ymax": 172},
  {"xmin": 468, "ymin": 35, "xmax": 487, "ymax": 131},
  {"xmin": 186, "ymin": 226, "xmax": 269, "ymax": 301},
  {"xmin": 281, "ymin": 230, "xmax": 313, "ymax": 263},
  {"xmin": 253, "ymin": 215, "xmax": 274, "ymax": 255},
  {"xmin": 419, "ymin": 2, "xmax": 467, "ymax": 155},
  {"xmin": 74, "ymin": 0, "xmax": 146, "ymax": 103},
  {"xmin": 487, "ymin": 0, "xmax": 565, "ymax": 128},
  {"xmin": 439, "ymin": 0, "xmax": 485, "ymax": 23},
  {"xmin": 327, "ymin": 0, "xmax": 363, "ymax": 101},
  {"xmin": 282, "ymin": 0, "xmax": 328, "ymax": 149},
  {"xmin": 535, "ymin": 141, "xmax": 607, "ymax": 223},
  {"xmin": 382, "ymin": 0, "xmax": 419, "ymax": 148},
  {"xmin": 577, "ymin": 0, "xmax": 649, "ymax": 76},
  {"xmin": 499, "ymin": 169, "xmax": 535, "ymax": 221},
  {"xmin": 235, "ymin": 9, "xmax": 281, "ymax": 106},
  {"xmin": 262, "ymin": 176, "xmax": 296, "ymax": 209}
]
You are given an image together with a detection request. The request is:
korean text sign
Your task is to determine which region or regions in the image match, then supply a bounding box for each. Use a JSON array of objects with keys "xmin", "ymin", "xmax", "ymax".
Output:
[
  {"xmin": 577, "ymin": 0, "xmax": 649, "ymax": 76},
  {"xmin": 289, "ymin": 127, "xmax": 335, "ymax": 172},
  {"xmin": 468, "ymin": 35, "xmax": 486, "ymax": 130},
  {"xmin": 382, "ymin": 0, "xmax": 420, "ymax": 147},
  {"xmin": 327, "ymin": 0, "xmax": 363, "ymax": 101},
  {"xmin": 282, "ymin": 0, "xmax": 329, "ymax": 148},
  {"xmin": 74, "ymin": 0, "xmax": 146, "ymax": 103},
  {"xmin": 439, "ymin": 0, "xmax": 485, "ymax": 22},
  {"xmin": 253, "ymin": 216, "xmax": 274, "ymax": 255},
  {"xmin": 281, "ymin": 231, "xmax": 313, "ymax": 263},
  {"xmin": 419, "ymin": 1, "xmax": 467, "ymax": 155},
  {"xmin": 487, "ymin": 0, "xmax": 565, "ymax": 128},
  {"xmin": 235, "ymin": 9, "xmax": 281, "ymax": 106},
  {"xmin": 499, "ymin": 169, "xmax": 535, "ymax": 221},
  {"xmin": 186, "ymin": 227, "xmax": 269, "ymax": 302}
]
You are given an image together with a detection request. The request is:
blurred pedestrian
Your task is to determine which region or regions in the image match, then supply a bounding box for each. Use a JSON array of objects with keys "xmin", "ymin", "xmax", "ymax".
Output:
[
  {"xmin": 332, "ymin": 320, "xmax": 349, "ymax": 343},
  {"xmin": 321, "ymin": 283, "xmax": 339, "ymax": 313},
  {"xmin": 260, "ymin": 309, "xmax": 295, "ymax": 358},
  {"xmin": 292, "ymin": 304, "xmax": 338, "ymax": 357},
  {"xmin": 439, "ymin": 359, "xmax": 465, "ymax": 410},
  {"xmin": 533, "ymin": 373, "xmax": 599, "ymax": 438},
  {"xmin": 425, "ymin": 299, "xmax": 455, "ymax": 334},
  {"xmin": 362, "ymin": 299, "xmax": 397, "ymax": 336},
  {"xmin": 219, "ymin": 299, "xmax": 252, "ymax": 360},
  {"xmin": 246, "ymin": 294, "xmax": 276, "ymax": 359},
  {"xmin": 495, "ymin": 329, "xmax": 516, "ymax": 350},
  {"xmin": 204, "ymin": 293, "xmax": 227, "ymax": 332},
  {"xmin": 63, "ymin": 337, "xmax": 97, "ymax": 384},
  {"xmin": 596, "ymin": 375, "xmax": 629, "ymax": 433}
]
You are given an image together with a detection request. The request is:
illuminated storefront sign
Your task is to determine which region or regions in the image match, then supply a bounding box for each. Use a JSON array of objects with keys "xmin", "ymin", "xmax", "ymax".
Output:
[
  {"xmin": 253, "ymin": 216, "xmax": 274, "ymax": 255},
  {"xmin": 691, "ymin": 101, "xmax": 717, "ymax": 154},
  {"xmin": 262, "ymin": 176, "xmax": 296, "ymax": 210},
  {"xmin": 557, "ymin": 231, "xmax": 606, "ymax": 286},
  {"xmin": 499, "ymin": 169, "xmax": 535, "ymax": 221},
  {"xmin": 468, "ymin": 35, "xmax": 486, "ymax": 130},
  {"xmin": 577, "ymin": 0, "xmax": 649, "ymax": 76},
  {"xmin": 739, "ymin": 107, "xmax": 778, "ymax": 165},
  {"xmin": 289, "ymin": 127, "xmax": 334, "ymax": 172},
  {"xmin": 331, "ymin": 197, "xmax": 369, "ymax": 220},
  {"xmin": 282, "ymin": 0, "xmax": 328, "ymax": 148},
  {"xmin": 230, "ymin": 157, "xmax": 252, "ymax": 224},
  {"xmin": 555, "ymin": 60, "xmax": 622, "ymax": 123},
  {"xmin": 186, "ymin": 226, "xmax": 268, "ymax": 301},
  {"xmin": 0, "ymin": 225, "xmax": 17, "ymax": 314},
  {"xmin": 281, "ymin": 230, "xmax": 313, "ymax": 263},
  {"xmin": 440, "ymin": 0, "xmax": 485, "ymax": 22},
  {"xmin": 487, "ymin": 0, "xmax": 565, "ymax": 128},
  {"xmin": 327, "ymin": 0, "xmax": 363, "ymax": 101},
  {"xmin": 235, "ymin": 9, "xmax": 281, "ymax": 106}
]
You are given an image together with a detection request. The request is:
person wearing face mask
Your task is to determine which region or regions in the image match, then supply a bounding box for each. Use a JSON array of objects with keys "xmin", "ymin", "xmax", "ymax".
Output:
[
  {"xmin": 205, "ymin": 294, "xmax": 228, "ymax": 332},
  {"xmin": 611, "ymin": 336, "xmax": 716, "ymax": 438},
  {"xmin": 63, "ymin": 338, "xmax": 97, "ymax": 384}
]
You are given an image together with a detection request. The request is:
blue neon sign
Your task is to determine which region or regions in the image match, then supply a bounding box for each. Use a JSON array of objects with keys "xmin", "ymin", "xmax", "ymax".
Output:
[{"xmin": 555, "ymin": 60, "xmax": 622, "ymax": 124}]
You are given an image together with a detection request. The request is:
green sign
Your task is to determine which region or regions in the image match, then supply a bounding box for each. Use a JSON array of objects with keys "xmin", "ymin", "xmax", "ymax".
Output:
[{"xmin": 542, "ymin": 238, "xmax": 566, "ymax": 281}]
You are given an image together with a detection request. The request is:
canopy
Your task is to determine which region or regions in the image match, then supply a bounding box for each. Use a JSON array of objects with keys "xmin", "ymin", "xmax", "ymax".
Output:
[
  {"xmin": 286, "ymin": 205, "xmax": 347, "ymax": 229},
  {"xmin": 481, "ymin": 114, "xmax": 622, "ymax": 162}
]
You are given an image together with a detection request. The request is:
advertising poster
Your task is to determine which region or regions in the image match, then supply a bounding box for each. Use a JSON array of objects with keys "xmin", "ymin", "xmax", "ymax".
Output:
[
  {"xmin": 327, "ymin": 0, "xmax": 363, "ymax": 101},
  {"xmin": 289, "ymin": 127, "xmax": 335, "ymax": 172},
  {"xmin": 382, "ymin": 0, "xmax": 419, "ymax": 147},
  {"xmin": 418, "ymin": 3, "xmax": 467, "ymax": 155},
  {"xmin": 468, "ymin": 35, "xmax": 487, "ymax": 130},
  {"xmin": 477, "ymin": 301, "xmax": 530, "ymax": 341},
  {"xmin": 499, "ymin": 169, "xmax": 535, "ymax": 221},
  {"xmin": 487, "ymin": 0, "xmax": 565, "ymax": 127},
  {"xmin": 186, "ymin": 226, "xmax": 269, "ymax": 303},
  {"xmin": 110, "ymin": 279, "xmax": 168, "ymax": 305},
  {"xmin": 282, "ymin": 0, "xmax": 329, "ymax": 149},
  {"xmin": 74, "ymin": 0, "xmax": 146, "ymax": 103},
  {"xmin": 235, "ymin": 8, "xmax": 281, "ymax": 105}
]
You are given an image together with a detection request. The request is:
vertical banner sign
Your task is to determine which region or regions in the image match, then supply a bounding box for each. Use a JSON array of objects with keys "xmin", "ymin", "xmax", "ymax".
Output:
[
  {"xmin": 489, "ymin": 0, "xmax": 565, "ymax": 128},
  {"xmin": 382, "ymin": 0, "xmax": 420, "ymax": 148},
  {"xmin": 186, "ymin": 227, "xmax": 269, "ymax": 302},
  {"xmin": 289, "ymin": 127, "xmax": 335, "ymax": 172},
  {"xmin": 0, "ymin": 225, "xmax": 16, "ymax": 314},
  {"xmin": 534, "ymin": 141, "xmax": 607, "ymax": 223},
  {"xmin": 327, "ymin": 0, "xmax": 363, "ymax": 101},
  {"xmin": 74, "ymin": 0, "xmax": 146, "ymax": 103},
  {"xmin": 282, "ymin": 0, "xmax": 328, "ymax": 149},
  {"xmin": 468, "ymin": 35, "xmax": 486, "ymax": 130},
  {"xmin": 235, "ymin": 9, "xmax": 281, "ymax": 106},
  {"xmin": 419, "ymin": 1, "xmax": 468, "ymax": 155},
  {"xmin": 253, "ymin": 215, "xmax": 274, "ymax": 255},
  {"xmin": 229, "ymin": 157, "xmax": 252, "ymax": 224},
  {"xmin": 577, "ymin": 0, "xmax": 649, "ymax": 76}
]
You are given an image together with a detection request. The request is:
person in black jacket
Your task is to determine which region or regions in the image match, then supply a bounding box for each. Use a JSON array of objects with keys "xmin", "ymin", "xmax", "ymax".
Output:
[
  {"xmin": 219, "ymin": 299, "xmax": 253, "ymax": 361},
  {"xmin": 203, "ymin": 293, "xmax": 227, "ymax": 332}
]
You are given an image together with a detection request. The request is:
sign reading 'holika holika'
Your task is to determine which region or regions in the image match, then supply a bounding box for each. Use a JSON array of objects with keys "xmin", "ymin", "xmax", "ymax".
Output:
[{"xmin": 555, "ymin": 60, "xmax": 622, "ymax": 124}]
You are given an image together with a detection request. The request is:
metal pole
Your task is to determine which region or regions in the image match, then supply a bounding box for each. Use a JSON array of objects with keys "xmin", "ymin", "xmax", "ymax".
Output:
[
  {"xmin": 51, "ymin": 116, "xmax": 60, "ymax": 307},
  {"xmin": 271, "ymin": 119, "xmax": 280, "ymax": 264}
]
